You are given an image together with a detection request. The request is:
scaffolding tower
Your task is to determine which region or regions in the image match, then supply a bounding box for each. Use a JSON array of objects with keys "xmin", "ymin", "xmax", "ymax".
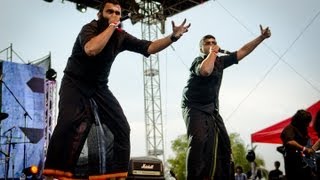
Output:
[
  {"xmin": 140, "ymin": 1, "xmax": 165, "ymax": 159},
  {"xmin": 44, "ymin": 80, "xmax": 57, "ymax": 155}
]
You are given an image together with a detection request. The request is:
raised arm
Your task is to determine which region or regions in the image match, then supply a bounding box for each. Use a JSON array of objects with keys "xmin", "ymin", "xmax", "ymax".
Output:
[
  {"xmin": 237, "ymin": 25, "xmax": 271, "ymax": 61},
  {"xmin": 84, "ymin": 3, "xmax": 121, "ymax": 56},
  {"xmin": 84, "ymin": 22, "xmax": 120, "ymax": 56},
  {"xmin": 147, "ymin": 19, "xmax": 191, "ymax": 54}
]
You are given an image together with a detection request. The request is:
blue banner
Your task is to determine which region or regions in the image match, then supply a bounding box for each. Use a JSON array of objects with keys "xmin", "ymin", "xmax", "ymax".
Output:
[{"xmin": 0, "ymin": 61, "xmax": 45, "ymax": 178}]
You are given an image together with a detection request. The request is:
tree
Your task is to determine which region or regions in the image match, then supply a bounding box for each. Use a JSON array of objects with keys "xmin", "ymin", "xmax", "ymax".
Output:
[
  {"xmin": 167, "ymin": 133, "xmax": 266, "ymax": 179},
  {"xmin": 230, "ymin": 133, "xmax": 266, "ymax": 175},
  {"xmin": 166, "ymin": 134, "xmax": 188, "ymax": 180}
]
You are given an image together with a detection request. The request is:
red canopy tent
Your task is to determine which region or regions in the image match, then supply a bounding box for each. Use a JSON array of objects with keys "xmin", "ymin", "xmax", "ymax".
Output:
[{"xmin": 251, "ymin": 100, "xmax": 320, "ymax": 144}]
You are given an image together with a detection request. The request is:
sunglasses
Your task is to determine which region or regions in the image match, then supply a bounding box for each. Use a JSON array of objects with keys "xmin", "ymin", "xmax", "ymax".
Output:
[{"xmin": 106, "ymin": 9, "xmax": 121, "ymax": 15}]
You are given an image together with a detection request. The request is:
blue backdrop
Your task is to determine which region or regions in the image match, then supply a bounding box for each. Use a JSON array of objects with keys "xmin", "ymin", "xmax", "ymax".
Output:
[{"xmin": 0, "ymin": 61, "xmax": 45, "ymax": 178}]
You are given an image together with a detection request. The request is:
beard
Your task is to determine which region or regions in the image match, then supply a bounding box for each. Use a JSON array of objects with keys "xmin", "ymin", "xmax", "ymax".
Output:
[
  {"xmin": 97, "ymin": 15, "xmax": 123, "ymax": 31},
  {"xmin": 97, "ymin": 16, "xmax": 109, "ymax": 30}
]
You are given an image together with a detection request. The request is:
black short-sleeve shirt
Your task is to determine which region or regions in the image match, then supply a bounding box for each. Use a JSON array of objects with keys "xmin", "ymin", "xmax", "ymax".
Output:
[
  {"xmin": 63, "ymin": 20, "xmax": 152, "ymax": 96},
  {"xmin": 182, "ymin": 53, "xmax": 238, "ymax": 109},
  {"xmin": 281, "ymin": 124, "xmax": 310, "ymax": 150}
]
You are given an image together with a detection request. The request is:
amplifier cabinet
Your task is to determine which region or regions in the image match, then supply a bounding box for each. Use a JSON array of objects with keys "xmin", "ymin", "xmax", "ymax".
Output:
[{"xmin": 127, "ymin": 156, "xmax": 165, "ymax": 180}]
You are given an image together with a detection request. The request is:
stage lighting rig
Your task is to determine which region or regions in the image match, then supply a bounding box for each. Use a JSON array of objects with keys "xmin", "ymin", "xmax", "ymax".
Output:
[
  {"xmin": 22, "ymin": 165, "xmax": 39, "ymax": 178},
  {"xmin": 246, "ymin": 150, "xmax": 256, "ymax": 162},
  {"xmin": 76, "ymin": 3, "xmax": 87, "ymax": 13},
  {"xmin": 46, "ymin": 68, "xmax": 57, "ymax": 81}
]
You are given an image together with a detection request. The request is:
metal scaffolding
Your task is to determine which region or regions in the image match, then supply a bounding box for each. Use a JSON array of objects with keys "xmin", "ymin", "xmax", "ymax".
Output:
[
  {"xmin": 141, "ymin": 1, "xmax": 165, "ymax": 160},
  {"xmin": 44, "ymin": 80, "xmax": 57, "ymax": 156}
]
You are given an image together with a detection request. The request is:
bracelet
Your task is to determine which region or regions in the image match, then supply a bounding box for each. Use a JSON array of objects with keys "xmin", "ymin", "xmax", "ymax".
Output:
[
  {"xmin": 302, "ymin": 146, "xmax": 306, "ymax": 152},
  {"xmin": 170, "ymin": 34, "xmax": 179, "ymax": 42}
]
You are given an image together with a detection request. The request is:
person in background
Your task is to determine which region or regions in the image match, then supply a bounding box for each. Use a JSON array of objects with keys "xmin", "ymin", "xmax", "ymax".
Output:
[
  {"xmin": 246, "ymin": 161, "xmax": 262, "ymax": 180},
  {"xmin": 312, "ymin": 109, "xmax": 320, "ymax": 179},
  {"xmin": 181, "ymin": 25, "xmax": 271, "ymax": 180},
  {"xmin": 268, "ymin": 161, "xmax": 283, "ymax": 180},
  {"xmin": 235, "ymin": 165, "xmax": 247, "ymax": 180},
  {"xmin": 42, "ymin": 0, "xmax": 191, "ymax": 179},
  {"xmin": 312, "ymin": 109, "xmax": 320, "ymax": 151},
  {"xmin": 280, "ymin": 109, "xmax": 315, "ymax": 180}
]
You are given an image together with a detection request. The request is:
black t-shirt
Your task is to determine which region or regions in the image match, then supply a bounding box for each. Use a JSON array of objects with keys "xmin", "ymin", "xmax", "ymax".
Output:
[
  {"xmin": 281, "ymin": 124, "xmax": 310, "ymax": 151},
  {"xmin": 63, "ymin": 20, "xmax": 152, "ymax": 96},
  {"xmin": 182, "ymin": 53, "xmax": 238, "ymax": 109},
  {"xmin": 268, "ymin": 169, "xmax": 283, "ymax": 180}
]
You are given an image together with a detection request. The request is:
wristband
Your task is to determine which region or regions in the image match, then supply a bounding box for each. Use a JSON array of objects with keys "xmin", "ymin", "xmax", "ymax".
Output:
[
  {"xmin": 302, "ymin": 146, "xmax": 306, "ymax": 152},
  {"xmin": 170, "ymin": 34, "xmax": 179, "ymax": 42}
]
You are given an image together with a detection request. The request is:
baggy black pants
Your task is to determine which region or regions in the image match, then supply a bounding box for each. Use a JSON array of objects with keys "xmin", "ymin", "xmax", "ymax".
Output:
[
  {"xmin": 44, "ymin": 76, "xmax": 130, "ymax": 177},
  {"xmin": 182, "ymin": 104, "xmax": 231, "ymax": 180}
]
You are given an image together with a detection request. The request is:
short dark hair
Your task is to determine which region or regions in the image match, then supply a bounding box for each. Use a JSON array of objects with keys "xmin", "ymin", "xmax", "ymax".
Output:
[
  {"xmin": 98, "ymin": 0, "xmax": 120, "ymax": 13},
  {"xmin": 199, "ymin": 34, "xmax": 215, "ymax": 48},
  {"xmin": 235, "ymin": 165, "xmax": 243, "ymax": 173}
]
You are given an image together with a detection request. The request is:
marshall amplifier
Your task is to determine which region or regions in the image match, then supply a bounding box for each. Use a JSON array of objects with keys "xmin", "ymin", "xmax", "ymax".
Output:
[{"xmin": 127, "ymin": 156, "xmax": 165, "ymax": 179}]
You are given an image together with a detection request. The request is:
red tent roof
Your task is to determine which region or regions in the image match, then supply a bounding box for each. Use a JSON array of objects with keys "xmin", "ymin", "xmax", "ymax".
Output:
[{"xmin": 251, "ymin": 100, "xmax": 320, "ymax": 144}]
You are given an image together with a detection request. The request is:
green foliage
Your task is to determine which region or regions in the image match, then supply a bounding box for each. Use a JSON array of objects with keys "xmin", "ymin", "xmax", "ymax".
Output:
[
  {"xmin": 167, "ymin": 134, "xmax": 188, "ymax": 180},
  {"xmin": 166, "ymin": 133, "xmax": 266, "ymax": 179},
  {"xmin": 230, "ymin": 133, "xmax": 248, "ymax": 170},
  {"xmin": 230, "ymin": 133, "xmax": 265, "ymax": 174}
]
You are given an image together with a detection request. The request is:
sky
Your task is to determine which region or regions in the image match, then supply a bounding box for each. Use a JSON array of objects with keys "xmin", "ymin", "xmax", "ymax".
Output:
[{"xmin": 1, "ymin": 0, "xmax": 320, "ymax": 173}]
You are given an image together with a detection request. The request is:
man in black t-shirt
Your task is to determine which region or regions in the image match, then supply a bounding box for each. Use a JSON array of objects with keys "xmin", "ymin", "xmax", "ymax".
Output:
[
  {"xmin": 181, "ymin": 25, "xmax": 271, "ymax": 180},
  {"xmin": 268, "ymin": 161, "xmax": 283, "ymax": 180},
  {"xmin": 43, "ymin": 0, "xmax": 190, "ymax": 179}
]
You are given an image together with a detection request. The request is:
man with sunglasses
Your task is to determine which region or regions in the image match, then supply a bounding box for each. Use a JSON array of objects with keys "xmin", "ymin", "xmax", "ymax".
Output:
[
  {"xmin": 43, "ymin": 0, "xmax": 190, "ymax": 179},
  {"xmin": 181, "ymin": 25, "xmax": 271, "ymax": 180}
]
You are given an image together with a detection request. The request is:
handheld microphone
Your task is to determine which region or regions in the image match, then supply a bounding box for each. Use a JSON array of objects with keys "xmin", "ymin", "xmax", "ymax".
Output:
[
  {"xmin": 116, "ymin": 13, "xmax": 131, "ymax": 31},
  {"xmin": 120, "ymin": 13, "xmax": 131, "ymax": 22},
  {"xmin": 218, "ymin": 48, "xmax": 231, "ymax": 55}
]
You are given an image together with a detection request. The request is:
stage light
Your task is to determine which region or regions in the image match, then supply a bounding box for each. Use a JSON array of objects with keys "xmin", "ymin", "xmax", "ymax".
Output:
[
  {"xmin": 246, "ymin": 150, "xmax": 256, "ymax": 162},
  {"xmin": 46, "ymin": 68, "xmax": 57, "ymax": 81},
  {"xmin": 22, "ymin": 165, "xmax": 39, "ymax": 176},
  {"xmin": 76, "ymin": 3, "xmax": 87, "ymax": 13}
]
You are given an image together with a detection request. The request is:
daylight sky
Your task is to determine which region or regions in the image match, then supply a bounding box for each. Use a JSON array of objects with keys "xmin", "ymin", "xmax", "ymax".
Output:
[{"xmin": 1, "ymin": 0, "xmax": 320, "ymax": 172}]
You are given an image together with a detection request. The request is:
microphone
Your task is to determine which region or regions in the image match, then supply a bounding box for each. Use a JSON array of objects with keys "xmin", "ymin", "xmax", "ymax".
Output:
[
  {"xmin": 120, "ymin": 13, "xmax": 131, "ymax": 22},
  {"xmin": 115, "ymin": 13, "xmax": 131, "ymax": 31},
  {"xmin": 219, "ymin": 48, "xmax": 231, "ymax": 55},
  {"xmin": 3, "ymin": 126, "xmax": 16, "ymax": 134}
]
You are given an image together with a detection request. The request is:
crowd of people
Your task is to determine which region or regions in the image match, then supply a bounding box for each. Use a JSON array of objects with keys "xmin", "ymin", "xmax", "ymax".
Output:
[{"xmin": 234, "ymin": 161, "xmax": 283, "ymax": 180}]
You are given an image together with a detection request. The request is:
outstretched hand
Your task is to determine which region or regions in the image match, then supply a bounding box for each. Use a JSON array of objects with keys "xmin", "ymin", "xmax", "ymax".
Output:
[
  {"xmin": 260, "ymin": 24, "xmax": 271, "ymax": 39},
  {"xmin": 171, "ymin": 19, "xmax": 191, "ymax": 40}
]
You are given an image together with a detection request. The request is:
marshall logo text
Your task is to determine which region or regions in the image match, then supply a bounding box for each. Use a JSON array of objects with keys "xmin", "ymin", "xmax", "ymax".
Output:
[{"xmin": 141, "ymin": 164, "xmax": 154, "ymax": 169}]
